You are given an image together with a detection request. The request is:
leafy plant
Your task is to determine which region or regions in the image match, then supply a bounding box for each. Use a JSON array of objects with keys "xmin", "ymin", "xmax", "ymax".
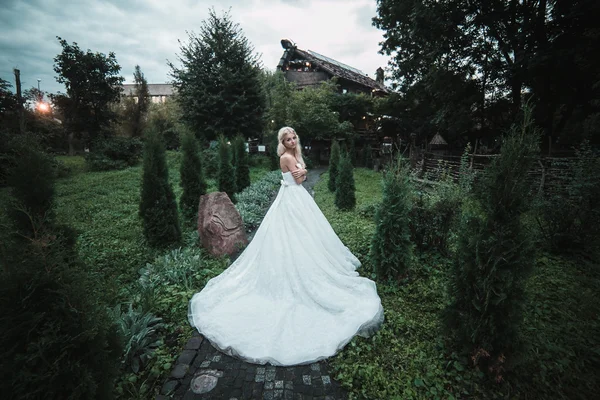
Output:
[
  {"xmin": 179, "ymin": 129, "xmax": 207, "ymax": 224},
  {"xmin": 109, "ymin": 304, "xmax": 164, "ymax": 373},
  {"xmin": 217, "ymin": 135, "xmax": 236, "ymax": 200}
]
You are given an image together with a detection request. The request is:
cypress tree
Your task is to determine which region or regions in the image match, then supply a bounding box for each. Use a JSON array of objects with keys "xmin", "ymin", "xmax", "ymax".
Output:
[
  {"xmin": 269, "ymin": 134, "xmax": 279, "ymax": 171},
  {"xmin": 233, "ymin": 134, "xmax": 251, "ymax": 192},
  {"xmin": 139, "ymin": 127, "xmax": 181, "ymax": 246},
  {"xmin": 218, "ymin": 135, "xmax": 236, "ymax": 200},
  {"xmin": 179, "ymin": 129, "xmax": 207, "ymax": 224},
  {"xmin": 445, "ymin": 107, "xmax": 540, "ymax": 371},
  {"xmin": 328, "ymin": 140, "xmax": 340, "ymax": 192},
  {"xmin": 362, "ymin": 143, "xmax": 374, "ymax": 169},
  {"xmin": 1, "ymin": 145, "xmax": 121, "ymax": 399},
  {"xmin": 369, "ymin": 158, "xmax": 414, "ymax": 279},
  {"xmin": 335, "ymin": 151, "xmax": 356, "ymax": 210}
]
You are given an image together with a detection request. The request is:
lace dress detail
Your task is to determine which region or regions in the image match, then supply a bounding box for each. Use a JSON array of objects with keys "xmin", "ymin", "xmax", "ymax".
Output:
[{"xmin": 188, "ymin": 171, "xmax": 384, "ymax": 366}]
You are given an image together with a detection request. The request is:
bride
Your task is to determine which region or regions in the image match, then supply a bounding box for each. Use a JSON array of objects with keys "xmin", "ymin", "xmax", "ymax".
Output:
[{"xmin": 188, "ymin": 127, "xmax": 384, "ymax": 366}]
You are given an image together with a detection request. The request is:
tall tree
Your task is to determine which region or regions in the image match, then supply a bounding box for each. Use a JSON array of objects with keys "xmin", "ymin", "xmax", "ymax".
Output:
[
  {"xmin": 373, "ymin": 0, "xmax": 600, "ymax": 146},
  {"xmin": 52, "ymin": 37, "xmax": 123, "ymax": 152},
  {"xmin": 233, "ymin": 134, "xmax": 251, "ymax": 193},
  {"xmin": 328, "ymin": 140, "xmax": 340, "ymax": 192},
  {"xmin": 124, "ymin": 65, "xmax": 150, "ymax": 137},
  {"xmin": 445, "ymin": 106, "xmax": 540, "ymax": 374},
  {"xmin": 139, "ymin": 127, "xmax": 181, "ymax": 247},
  {"xmin": 217, "ymin": 135, "xmax": 236, "ymax": 200},
  {"xmin": 179, "ymin": 129, "xmax": 207, "ymax": 224},
  {"xmin": 170, "ymin": 8, "xmax": 266, "ymax": 141}
]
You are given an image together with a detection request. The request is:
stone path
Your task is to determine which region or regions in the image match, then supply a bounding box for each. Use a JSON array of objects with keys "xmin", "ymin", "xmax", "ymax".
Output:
[{"xmin": 158, "ymin": 167, "xmax": 348, "ymax": 400}]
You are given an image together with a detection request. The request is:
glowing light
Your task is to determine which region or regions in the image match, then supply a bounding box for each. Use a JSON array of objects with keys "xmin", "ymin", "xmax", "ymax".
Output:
[{"xmin": 37, "ymin": 102, "xmax": 50, "ymax": 113}]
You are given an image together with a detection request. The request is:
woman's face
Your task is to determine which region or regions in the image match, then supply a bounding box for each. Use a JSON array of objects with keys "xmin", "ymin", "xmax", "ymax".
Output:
[{"xmin": 282, "ymin": 132, "xmax": 297, "ymax": 150}]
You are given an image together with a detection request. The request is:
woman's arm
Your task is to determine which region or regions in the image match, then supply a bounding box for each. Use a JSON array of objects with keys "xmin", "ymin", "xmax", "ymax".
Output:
[{"xmin": 280, "ymin": 155, "xmax": 305, "ymax": 184}]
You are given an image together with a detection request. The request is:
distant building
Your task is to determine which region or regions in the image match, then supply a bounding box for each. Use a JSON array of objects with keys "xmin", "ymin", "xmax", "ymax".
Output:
[
  {"xmin": 121, "ymin": 83, "xmax": 175, "ymax": 104},
  {"xmin": 277, "ymin": 38, "xmax": 388, "ymax": 96}
]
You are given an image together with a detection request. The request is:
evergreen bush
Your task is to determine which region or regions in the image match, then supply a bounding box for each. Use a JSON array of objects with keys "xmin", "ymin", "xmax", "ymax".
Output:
[
  {"xmin": 233, "ymin": 135, "xmax": 251, "ymax": 192},
  {"xmin": 179, "ymin": 129, "xmax": 207, "ymax": 225},
  {"xmin": 445, "ymin": 107, "xmax": 540, "ymax": 374},
  {"xmin": 0, "ymin": 146, "xmax": 121, "ymax": 399},
  {"xmin": 369, "ymin": 158, "xmax": 414, "ymax": 279},
  {"xmin": 217, "ymin": 135, "xmax": 237, "ymax": 200},
  {"xmin": 328, "ymin": 140, "xmax": 340, "ymax": 192},
  {"xmin": 335, "ymin": 151, "xmax": 356, "ymax": 210},
  {"xmin": 139, "ymin": 128, "xmax": 181, "ymax": 247}
]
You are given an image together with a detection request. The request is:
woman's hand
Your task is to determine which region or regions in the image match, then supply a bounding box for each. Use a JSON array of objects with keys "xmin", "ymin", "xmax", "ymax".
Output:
[{"xmin": 291, "ymin": 168, "xmax": 307, "ymax": 180}]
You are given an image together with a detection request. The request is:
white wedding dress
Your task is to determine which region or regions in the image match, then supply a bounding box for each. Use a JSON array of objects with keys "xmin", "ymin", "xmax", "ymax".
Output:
[{"xmin": 188, "ymin": 171, "xmax": 384, "ymax": 366}]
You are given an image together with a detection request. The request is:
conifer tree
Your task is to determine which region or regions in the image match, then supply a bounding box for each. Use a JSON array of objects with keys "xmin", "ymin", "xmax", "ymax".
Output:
[
  {"xmin": 218, "ymin": 135, "xmax": 236, "ymax": 200},
  {"xmin": 362, "ymin": 143, "xmax": 374, "ymax": 169},
  {"xmin": 0, "ymin": 144, "xmax": 121, "ymax": 398},
  {"xmin": 369, "ymin": 158, "xmax": 414, "ymax": 279},
  {"xmin": 335, "ymin": 151, "xmax": 356, "ymax": 210},
  {"xmin": 139, "ymin": 127, "xmax": 181, "ymax": 246},
  {"xmin": 328, "ymin": 140, "xmax": 340, "ymax": 192},
  {"xmin": 179, "ymin": 128, "xmax": 207, "ymax": 224},
  {"xmin": 170, "ymin": 8, "xmax": 266, "ymax": 141},
  {"xmin": 445, "ymin": 107, "xmax": 540, "ymax": 371},
  {"xmin": 269, "ymin": 135, "xmax": 279, "ymax": 171},
  {"xmin": 233, "ymin": 134, "xmax": 251, "ymax": 192}
]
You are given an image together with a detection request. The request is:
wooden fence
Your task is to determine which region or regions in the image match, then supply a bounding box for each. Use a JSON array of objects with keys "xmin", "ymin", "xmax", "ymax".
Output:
[{"xmin": 414, "ymin": 151, "xmax": 580, "ymax": 196}]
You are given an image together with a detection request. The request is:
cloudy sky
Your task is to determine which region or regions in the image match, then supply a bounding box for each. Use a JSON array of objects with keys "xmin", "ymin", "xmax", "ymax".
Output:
[{"xmin": 0, "ymin": 0, "xmax": 392, "ymax": 95}]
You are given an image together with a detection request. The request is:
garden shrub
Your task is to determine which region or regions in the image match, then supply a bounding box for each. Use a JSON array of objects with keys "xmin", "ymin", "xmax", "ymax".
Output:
[
  {"xmin": 369, "ymin": 157, "xmax": 414, "ymax": 280},
  {"xmin": 335, "ymin": 151, "xmax": 356, "ymax": 210},
  {"xmin": 85, "ymin": 136, "xmax": 143, "ymax": 171},
  {"xmin": 139, "ymin": 128, "xmax": 181, "ymax": 247},
  {"xmin": 445, "ymin": 107, "xmax": 540, "ymax": 376},
  {"xmin": 217, "ymin": 135, "xmax": 236, "ymax": 200},
  {"xmin": 328, "ymin": 140, "xmax": 340, "ymax": 192}
]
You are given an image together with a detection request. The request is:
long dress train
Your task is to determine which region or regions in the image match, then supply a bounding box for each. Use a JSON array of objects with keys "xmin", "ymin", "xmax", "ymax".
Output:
[{"xmin": 188, "ymin": 171, "xmax": 384, "ymax": 366}]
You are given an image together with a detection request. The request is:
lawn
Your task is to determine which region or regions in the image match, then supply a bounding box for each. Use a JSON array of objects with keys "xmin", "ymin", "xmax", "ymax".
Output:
[{"xmin": 315, "ymin": 168, "xmax": 600, "ymax": 400}]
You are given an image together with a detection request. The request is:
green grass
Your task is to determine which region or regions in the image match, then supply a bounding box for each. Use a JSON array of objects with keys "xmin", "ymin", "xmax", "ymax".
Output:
[{"xmin": 314, "ymin": 168, "xmax": 600, "ymax": 400}]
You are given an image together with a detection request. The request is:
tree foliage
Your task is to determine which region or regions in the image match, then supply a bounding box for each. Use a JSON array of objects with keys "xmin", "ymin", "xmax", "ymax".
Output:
[
  {"xmin": 179, "ymin": 128, "xmax": 207, "ymax": 224},
  {"xmin": 122, "ymin": 65, "xmax": 150, "ymax": 137},
  {"xmin": 369, "ymin": 158, "xmax": 414, "ymax": 279},
  {"xmin": 0, "ymin": 145, "xmax": 121, "ymax": 399},
  {"xmin": 328, "ymin": 139, "xmax": 340, "ymax": 192},
  {"xmin": 52, "ymin": 37, "xmax": 123, "ymax": 147},
  {"xmin": 374, "ymin": 0, "xmax": 600, "ymax": 147},
  {"xmin": 170, "ymin": 8, "xmax": 265, "ymax": 141},
  {"xmin": 445, "ymin": 106, "xmax": 540, "ymax": 373},
  {"xmin": 233, "ymin": 134, "xmax": 251, "ymax": 192},
  {"xmin": 139, "ymin": 127, "xmax": 181, "ymax": 247},
  {"xmin": 217, "ymin": 135, "xmax": 236, "ymax": 200},
  {"xmin": 263, "ymin": 72, "xmax": 353, "ymax": 143},
  {"xmin": 335, "ymin": 151, "xmax": 356, "ymax": 211}
]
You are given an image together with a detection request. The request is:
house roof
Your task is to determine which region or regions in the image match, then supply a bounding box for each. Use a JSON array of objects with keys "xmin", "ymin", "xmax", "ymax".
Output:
[
  {"xmin": 278, "ymin": 39, "xmax": 388, "ymax": 94},
  {"xmin": 429, "ymin": 133, "xmax": 448, "ymax": 146},
  {"xmin": 122, "ymin": 83, "xmax": 175, "ymax": 97}
]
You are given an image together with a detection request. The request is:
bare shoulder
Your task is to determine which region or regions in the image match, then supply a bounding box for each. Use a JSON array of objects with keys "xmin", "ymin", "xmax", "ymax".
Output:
[{"xmin": 279, "ymin": 153, "xmax": 295, "ymax": 172}]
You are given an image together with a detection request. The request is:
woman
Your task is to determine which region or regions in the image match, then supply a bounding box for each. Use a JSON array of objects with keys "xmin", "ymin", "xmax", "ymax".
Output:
[{"xmin": 188, "ymin": 127, "xmax": 383, "ymax": 366}]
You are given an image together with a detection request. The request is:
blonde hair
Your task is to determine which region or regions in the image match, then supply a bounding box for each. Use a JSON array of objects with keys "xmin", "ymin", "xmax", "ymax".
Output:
[{"xmin": 277, "ymin": 126, "xmax": 305, "ymax": 168}]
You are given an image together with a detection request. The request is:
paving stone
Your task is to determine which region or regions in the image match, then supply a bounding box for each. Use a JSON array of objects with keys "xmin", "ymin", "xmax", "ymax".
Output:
[
  {"xmin": 265, "ymin": 381, "xmax": 274, "ymax": 390},
  {"xmin": 310, "ymin": 364, "xmax": 320, "ymax": 372},
  {"xmin": 321, "ymin": 376, "xmax": 331, "ymax": 385},
  {"xmin": 255, "ymin": 374, "xmax": 265, "ymax": 383},
  {"xmin": 171, "ymin": 363, "xmax": 189, "ymax": 379},
  {"xmin": 155, "ymin": 395, "xmax": 169, "ymax": 400},
  {"xmin": 177, "ymin": 350, "xmax": 197, "ymax": 365},
  {"xmin": 266, "ymin": 370, "xmax": 276, "ymax": 381},
  {"xmin": 274, "ymin": 389, "xmax": 284, "ymax": 399},
  {"xmin": 275, "ymin": 380, "xmax": 284, "ymax": 389},
  {"xmin": 285, "ymin": 381, "xmax": 294, "ymax": 390},
  {"xmin": 161, "ymin": 380, "xmax": 179, "ymax": 395},
  {"xmin": 184, "ymin": 336, "xmax": 203, "ymax": 350},
  {"xmin": 263, "ymin": 389, "xmax": 274, "ymax": 400},
  {"xmin": 302, "ymin": 375, "xmax": 312, "ymax": 385}
]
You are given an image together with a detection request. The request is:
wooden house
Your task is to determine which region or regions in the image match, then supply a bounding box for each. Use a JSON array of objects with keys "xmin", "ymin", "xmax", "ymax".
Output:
[{"xmin": 277, "ymin": 39, "xmax": 388, "ymax": 97}]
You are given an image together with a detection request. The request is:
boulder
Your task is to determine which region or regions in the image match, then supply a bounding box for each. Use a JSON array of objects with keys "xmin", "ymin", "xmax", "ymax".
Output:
[{"xmin": 197, "ymin": 192, "xmax": 248, "ymax": 257}]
